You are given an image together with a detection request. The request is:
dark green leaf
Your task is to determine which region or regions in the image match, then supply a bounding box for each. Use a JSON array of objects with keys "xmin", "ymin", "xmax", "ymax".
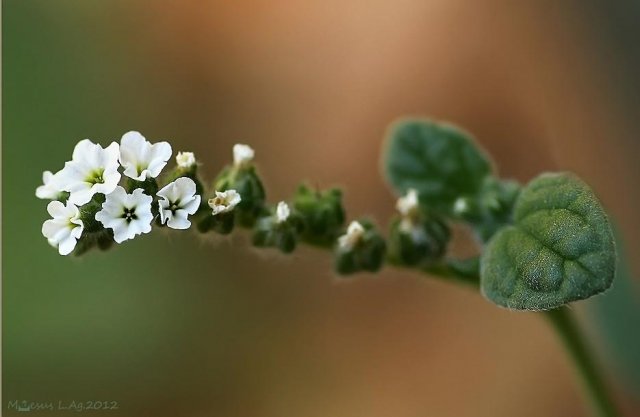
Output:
[
  {"xmin": 480, "ymin": 173, "xmax": 616, "ymax": 310},
  {"xmin": 383, "ymin": 119, "xmax": 493, "ymax": 214}
]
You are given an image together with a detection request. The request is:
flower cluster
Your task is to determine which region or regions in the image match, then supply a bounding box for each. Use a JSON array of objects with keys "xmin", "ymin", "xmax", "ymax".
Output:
[
  {"xmin": 37, "ymin": 132, "xmax": 222, "ymax": 255},
  {"xmin": 38, "ymin": 135, "xmax": 451, "ymax": 277}
]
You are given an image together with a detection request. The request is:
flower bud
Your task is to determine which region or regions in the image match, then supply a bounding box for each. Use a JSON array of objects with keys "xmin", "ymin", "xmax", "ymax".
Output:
[
  {"xmin": 293, "ymin": 184, "xmax": 345, "ymax": 246},
  {"xmin": 252, "ymin": 202, "xmax": 303, "ymax": 253},
  {"xmin": 164, "ymin": 151, "xmax": 205, "ymax": 195},
  {"xmin": 214, "ymin": 165, "xmax": 266, "ymax": 227},
  {"xmin": 198, "ymin": 189, "xmax": 242, "ymax": 234},
  {"xmin": 388, "ymin": 212, "xmax": 450, "ymax": 267},
  {"xmin": 484, "ymin": 178, "xmax": 520, "ymax": 215},
  {"xmin": 452, "ymin": 196, "xmax": 482, "ymax": 222},
  {"xmin": 468, "ymin": 178, "xmax": 521, "ymax": 242},
  {"xmin": 334, "ymin": 220, "xmax": 386, "ymax": 275}
]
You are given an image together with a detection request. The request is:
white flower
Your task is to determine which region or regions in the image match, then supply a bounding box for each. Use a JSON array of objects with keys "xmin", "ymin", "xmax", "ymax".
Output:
[
  {"xmin": 119, "ymin": 131, "xmax": 172, "ymax": 181},
  {"xmin": 157, "ymin": 177, "xmax": 201, "ymax": 229},
  {"xmin": 41, "ymin": 200, "xmax": 84, "ymax": 255},
  {"xmin": 233, "ymin": 144, "xmax": 254, "ymax": 166},
  {"xmin": 56, "ymin": 139, "xmax": 121, "ymax": 205},
  {"xmin": 275, "ymin": 201, "xmax": 290, "ymax": 223},
  {"xmin": 176, "ymin": 151, "xmax": 196, "ymax": 168},
  {"xmin": 95, "ymin": 186, "xmax": 153, "ymax": 243},
  {"xmin": 208, "ymin": 189, "xmax": 241, "ymax": 216},
  {"xmin": 338, "ymin": 221, "xmax": 366, "ymax": 251},
  {"xmin": 36, "ymin": 170, "xmax": 64, "ymax": 200},
  {"xmin": 396, "ymin": 189, "xmax": 419, "ymax": 217}
]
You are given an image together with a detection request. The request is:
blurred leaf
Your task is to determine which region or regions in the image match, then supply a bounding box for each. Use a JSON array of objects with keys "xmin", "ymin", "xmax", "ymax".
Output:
[
  {"xmin": 480, "ymin": 173, "xmax": 616, "ymax": 310},
  {"xmin": 383, "ymin": 119, "xmax": 493, "ymax": 215}
]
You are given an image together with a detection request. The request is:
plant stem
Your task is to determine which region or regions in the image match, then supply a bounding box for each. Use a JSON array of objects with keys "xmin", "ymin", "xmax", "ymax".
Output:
[
  {"xmin": 247, "ymin": 228, "xmax": 617, "ymax": 417},
  {"xmin": 419, "ymin": 265, "xmax": 617, "ymax": 417},
  {"xmin": 544, "ymin": 307, "xmax": 618, "ymax": 417},
  {"xmin": 420, "ymin": 257, "xmax": 480, "ymax": 287}
]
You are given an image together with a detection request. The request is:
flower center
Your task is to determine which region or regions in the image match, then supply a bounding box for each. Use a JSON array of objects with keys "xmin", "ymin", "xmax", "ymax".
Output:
[
  {"xmin": 212, "ymin": 196, "xmax": 227, "ymax": 207},
  {"xmin": 87, "ymin": 168, "xmax": 105, "ymax": 185},
  {"xmin": 122, "ymin": 207, "xmax": 138, "ymax": 223},
  {"xmin": 169, "ymin": 200, "xmax": 181, "ymax": 213}
]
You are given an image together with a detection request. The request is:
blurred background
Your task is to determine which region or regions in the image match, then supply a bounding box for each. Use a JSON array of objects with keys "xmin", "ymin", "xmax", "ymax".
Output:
[{"xmin": 3, "ymin": 0, "xmax": 640, "ymax": 416}]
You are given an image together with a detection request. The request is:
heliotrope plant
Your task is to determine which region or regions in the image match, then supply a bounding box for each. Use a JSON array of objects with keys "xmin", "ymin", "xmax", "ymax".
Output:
[{"xmin": 37, "ymin": 120, "xmax": 619, "ymax": 417}]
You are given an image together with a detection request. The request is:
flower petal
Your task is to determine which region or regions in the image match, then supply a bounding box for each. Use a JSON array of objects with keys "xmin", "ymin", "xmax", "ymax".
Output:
[
  {"xmin": 72, "ymin": 139, "xmax": 100, "ymax": 166},
  {"xmin": 120, "ymin": 131, "xmax": 150, "ymax": 180},
  {"xmin": 58, "ymin": 234, "xmax": 78, "ymax": 255},
  {"xmin": 145, "ymin": 141, "xmax": 172, "ymax": 178},
  {"xmin": 110, "ymin": 218, "xmax": 133, "ymax": 243},
  {"xmin": 181, "ymin": 195, "xmax": 201, "ymax": 215},
  {"xmin": 167, "ymin": 212, "xmax": 191, "ymax": 229}
]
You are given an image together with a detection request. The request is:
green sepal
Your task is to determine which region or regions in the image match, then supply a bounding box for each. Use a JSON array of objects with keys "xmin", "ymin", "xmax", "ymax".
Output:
[
  {"xmin": 78, "ymin": 193, "xmax": 106, "ymax": 233},
  {"xmin": 480, "ymin": 172, "xmax": 616, "ymax": 311},
  {"xmin": 53, "ymin": 191, "xmax": 71, "ymax": 204},
  {"xmin": 125, "ymin": 177, "xmax": 158, "ymax": 196},
  {"xmin": 252, "ymin": 207, "xmax": 304, "ymax": 254},
  {"xmin": 97, "ymin": 229, "xmax": 115, "ymax": 251},
  {"xmin": 73, "ymin": 194, "xmax": 114, "ymax": 256},
  {"xmin": 293, "ymin": 184, "xmax": 345, "ymax": 247},
  {"xmin": 162, "ymin": 164, "xmax": 205, "ymax": 196},
  {"xmin": 73, "ymin": 228, "xmax": 113, "ymax": 256},
  {"xmin": 197, "ymin": 211, "xmax": 235, "ymax": 235},
  {"xmin": 214, "ymin": 165, "xmax": 266, "ymax": 227},
  {"xmin": 388, "ymin": 213, "xmax": 450, "ymax": 267},
  {"xmin": 334, "ymin": 220, "xmax": 386, "ymax": 275}
]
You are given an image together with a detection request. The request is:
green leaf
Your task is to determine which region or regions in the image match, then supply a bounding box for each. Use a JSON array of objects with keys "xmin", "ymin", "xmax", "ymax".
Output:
[
  {"xmin": 480, "ymin": 173, "xmax": 616, "ymax": 310},
  {"xmin": 383, "ymin": 119, "xmax": 493, "ymax": 214}
]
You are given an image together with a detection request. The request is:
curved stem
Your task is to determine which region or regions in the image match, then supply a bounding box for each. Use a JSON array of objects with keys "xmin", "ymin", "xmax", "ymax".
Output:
[
  {"xmin": 420, "ymin": 257, "xmax": 480, "ymax": 287},
  {"xmin": 241, "ymin": 226, "xmax": 616, "ymax": 417},
  {"xmin": 544, "ymin": 307, "xmax": 618, "ymax": 417},
  {"xmin": 415, "ymin": 264, "xmax": 617, "ymax": 417}
]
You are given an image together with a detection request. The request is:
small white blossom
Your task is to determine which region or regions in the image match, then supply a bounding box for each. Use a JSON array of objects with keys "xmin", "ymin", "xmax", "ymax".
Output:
[
  {"xmin": 157, "ymin": 177, "xmax": 201, "ymax": 229},
  {"xmin": 36, "ymin": 170, "xmax": 64, "ymax": 200},
  {"xmin": 56, "ymin": 139, "xmax": 121, "ymax": 205},
  {"xmin": 396, "ymin": 189, "xmax": 419, "ymax": 217},
  {"xmin": 176, "ymin": 151, "xmax": 196, "ymax": 168},
  {"xmin": 233, "ymin": 144, "xmax": 254, "ymax": 166},
  {"xmin": 338, "ymin": 221, "xmax": 366, "ymax": 251},
  {"xmin": 41, "ymin": 200, "xmax": 84, "ymax": 255},
  {"xmin": 95, "ymin": 186, "xmax": 153, "ymax": 243},
  {"xmin": 208, "ymin": 189, "xmax": 241, "ymax": 216},
  {"xmin": 275, "ymin": 201, "xmax": 290, "ymax": 223},
  {"xmin": 119, "ymin": 131, "xmax": 172, "ymax": 181}
]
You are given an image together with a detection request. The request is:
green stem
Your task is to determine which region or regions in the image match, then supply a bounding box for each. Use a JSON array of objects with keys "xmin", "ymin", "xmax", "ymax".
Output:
[
  {"xmin": 420, "ymin": 257, "xmax": 480, "ymax": 287},
  {"xmin": 544, "ymin": 307, "xmax": 618, "ymax": 417},
  {"xmin": 240, "ymin": 223, "xmax": 616, "ymax": 417},
  {"xmin": 419, "ymin": 264, "xmax": 617, "ymax": 417}
]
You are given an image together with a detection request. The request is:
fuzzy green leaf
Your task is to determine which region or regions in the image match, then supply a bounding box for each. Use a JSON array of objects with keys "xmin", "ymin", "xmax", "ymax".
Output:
[
  {"xmin": 383, "ymin": 119, "xmax": 493, "ymax": 214},
  {"xmin": 480, "ymin": 173, "xmax": 616, "ymax": 310}
]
